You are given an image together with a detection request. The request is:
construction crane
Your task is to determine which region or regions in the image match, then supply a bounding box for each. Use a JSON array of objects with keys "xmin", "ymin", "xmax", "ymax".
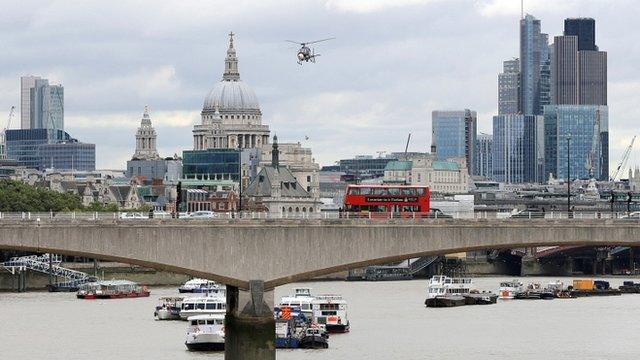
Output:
[
  {"xmin": 404, "ymin": 133, "xmax": 412, "ymax": 160},
  {"xmin": 611, "ymin": 135, "xmax": 636, "ymax": 181},
  {"xmin": 0, "ymin": 106, "xmax": 15, "ymax": 160}
]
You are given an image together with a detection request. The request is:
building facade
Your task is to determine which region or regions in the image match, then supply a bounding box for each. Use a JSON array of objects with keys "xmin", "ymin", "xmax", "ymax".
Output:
[
  {"xmin": 492, "ymin": 114, "xmax": 539, "ymax": 183},
  {"xmin": 431, "ymin": 109, "xmax": 477, "ymax": 175},
  {"xmin": 543, "ymin": 105, "xmax": 608, "ymax": 181},
  {"xmin": 498, "ymin": 59, "xmax": 520, "ymax": 115},
  {"xmin": 336, "ymin": 155, "xmax": 397, "ymax": 181},
  {"xmin": 409, "ymin": 154, "xmax": 470, "ymax": 194},
  {"xmin": 182, "ymin": 149, "xmax": 241, "ymax": 182},
  {"xmin": 260, "ymin": 141, "xmax": 320, "ymax": 198},
  {"xmin": 520, "ymin": 14, "xmax": 545, "ymax": 115},
  {"xmin": 564, "ymin": 18, "xmax": 596, "ymax": 51},
  {"xmin": 20, "ymin": 76, "xmax": 41, "ymax": 129},
  {"xmin": 38, "ymin": 141, "xmax": 95, "ymax": 171},
  {"xmin": 5, "ymin": 128, "xmax": 71, "ymax": 169},
  {"xmin": 475, "ymin": 134, "xmax": 493, "ymax": 180}
]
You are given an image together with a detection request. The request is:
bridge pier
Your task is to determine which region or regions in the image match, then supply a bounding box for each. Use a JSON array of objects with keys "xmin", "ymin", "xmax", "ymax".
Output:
[{"xmin": 225, "ymin": 280, "xmax": 275, "ymax": 360}]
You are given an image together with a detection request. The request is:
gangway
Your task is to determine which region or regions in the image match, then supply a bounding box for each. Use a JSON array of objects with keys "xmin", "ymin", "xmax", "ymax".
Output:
[
  {"xmin": 2, "ymin": 253, "xmax": 95, "ymax": 287},
  {"xmin": 407, "ymin": 256, "xmax": 440, "ymax": 275}
]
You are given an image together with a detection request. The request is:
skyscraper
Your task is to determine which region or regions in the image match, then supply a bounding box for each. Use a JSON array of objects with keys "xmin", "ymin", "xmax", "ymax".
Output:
[
  {"xmin": 23, "ymin": 77, "xmax": 64, "ymax": 131},
  {"xmin": 544, "ymin": 105, "xmax": 608, "ymax": 181},
  {"xmin": 551, "ymin": 35, "xmax": 579, "ymax": 104},
  {"xmin": 20, "ymin": 76, "xmax": 41, "ymax": 129},
  {"xmin": 431, "ymin": 109, "xmax": 477, "ymax": 175},
  {"xmin": 564, "ymin": 18, "xmax": 596, "ymax": 51},
  {"xmin": 492, "ymin": 114, "xmax": 539, "ymax": 183},
  {"xmin": 519, "ymin": 14, "xmax": 543, "ymax": 115},
  {"xmin": 498, "ymin": 59, "xmax": 520, "ymax": 115}
]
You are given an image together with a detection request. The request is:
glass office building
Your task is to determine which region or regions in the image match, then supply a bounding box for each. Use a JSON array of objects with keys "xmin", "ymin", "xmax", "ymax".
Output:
[
  {"xmin": 338, "ymin": 156, "xmax": 398, "ymax": 180},
  {"xmin": 38, "ymin": 141, "xmax": 95, "ymax": 171},
  {"xmin": 475, "ymin": 134, "xmax": 493, "ymax": 180},
  {"xmin": 492, "ymin": 114, "xmax": 539, "ymax": 183},
  {"xmin": 182, "ymin": 149, "xmax": 241, "ymax": 181},
  {"xmin": 30, "ymin": 79, "xmax": 64, "ymax": 131},
  {"xmin": 544, "ymin": 105, "xmax": 608, "ymax": 181},
  {"xmin": 5, "ymin": 129, "xmax": 70, "ymax": 169},
  {"xmin": 431, "ymin": 109, "xmax": 477, "ymax": 174}
]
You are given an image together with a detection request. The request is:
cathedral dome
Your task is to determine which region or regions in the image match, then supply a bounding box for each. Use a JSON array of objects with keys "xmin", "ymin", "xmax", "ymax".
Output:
[
  {"xmin": 203, "ymin": 80, "xmax": 259, "ymax": 112},
  {"xmin": 202, "ymin": 32, "xmax": 261, "ymax": 114}
]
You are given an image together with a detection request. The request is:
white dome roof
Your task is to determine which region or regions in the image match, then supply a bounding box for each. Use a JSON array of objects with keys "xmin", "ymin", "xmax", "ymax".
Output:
[{"xmin": 203, "ymin": 80, "xmax": 260, "ymax": 112}]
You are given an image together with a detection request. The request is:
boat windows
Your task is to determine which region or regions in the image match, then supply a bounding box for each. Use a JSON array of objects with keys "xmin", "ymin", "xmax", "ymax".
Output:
[
  {"xmin": 191, "ymin": 320, "xmax": 198, "ymax": 326},
  {"xmin": 388, "ymin": 188, "xmax": 400, "ymax": 195},
  {"xmin": 196, "ymin": 303, "xmax": 205, "ymax": 310},
  {"xmin": 322, "ymin": 311, "xmax": 337, "ymax": 316},
  {"xmin": 319, "ymin": 303, "xmax": 339, "ymax": 310},
  {"xmin": 206, "ymin": 303, "xmax": 216, "ymax": 310}
]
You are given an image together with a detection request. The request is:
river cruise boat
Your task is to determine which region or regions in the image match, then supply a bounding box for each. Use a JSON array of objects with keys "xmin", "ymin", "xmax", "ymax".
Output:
[
  {"xmin": 185, "ymin": 314, "xmax": 225, "ymax": 351},
  {"xmin": 498, "ymin": 280, "xmax": 524, "ymax": 300},
  {"xmin": 279, "ymin": 288, "xmax": 315, "ymax": 318},
  {"xmin": 154, "ymin": 297, "xmax": 183, "ymax": 320},
  {"xmin": 179, "ymin": 278, "xmax": 222, "ymax": 294},
  {"xmin": 311, "ymin": 294, "xmax": 350, "ymax": 333},
  {"xmin": 76, "ymin": 280, "xmax": 150, "ymax": 299},
  {"xmin": 425, "ymin": 275, "xmax": 472, "ymax": 307},
  {"xmin": 180, "ymin": 296, "xmax": 226, "ymax": 320}
]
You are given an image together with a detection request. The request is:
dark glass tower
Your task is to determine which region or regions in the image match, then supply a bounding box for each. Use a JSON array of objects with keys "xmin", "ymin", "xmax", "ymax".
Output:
[{"xmin": 564, "ymin": 18, "xmax": 596, "ymax": 51}]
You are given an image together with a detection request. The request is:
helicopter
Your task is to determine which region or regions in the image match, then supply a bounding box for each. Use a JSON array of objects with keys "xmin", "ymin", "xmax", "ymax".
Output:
[{"xmin": 286, "ymin": 37, "xmax": 335, "ymax": 65}]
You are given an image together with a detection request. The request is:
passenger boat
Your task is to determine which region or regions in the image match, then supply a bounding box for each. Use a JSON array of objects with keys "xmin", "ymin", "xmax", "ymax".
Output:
[
  {"xmin": 425, "ymin": 275, "xmax": 472, "ymax": 307},
  {"xmin": 311, "ymin": 294, "xmax": 350, "ymax": 333},
  {"xmin": 154, "ymin": 297, "xmax": 183, "ymax": 320},
  {"xmin": 279, "ymin": 288, "xmax": 315, "ymax": 318},
  {"xmin": 76, "ymin": 280, "xmax": 150, "ymax": 299},
  {"xmin": 498, "ymin": 280, "xmax": 524, "ymax": 300},
  {"xmin": 185, "ymin": 314, "xmax": 225, "ymax": 351},
  {"xmin": 179, "ymin": 278, "xmax": 222, "ymax": 294},
  {"xmin": 180, "ymin": 296, "xmax": 226, "ymax": 320}
]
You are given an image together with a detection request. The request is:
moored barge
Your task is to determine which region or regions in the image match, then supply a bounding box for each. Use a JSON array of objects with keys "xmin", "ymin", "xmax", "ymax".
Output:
[{"xmin": 76, "ymin": 280, "xmax": 150, "ymax": 299}]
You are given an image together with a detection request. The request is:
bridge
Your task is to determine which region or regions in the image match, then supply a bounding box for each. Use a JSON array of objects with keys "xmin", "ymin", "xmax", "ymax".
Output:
[{"xmin": 2, "ymin": 217, "xmax": 640, "ymax": 359}]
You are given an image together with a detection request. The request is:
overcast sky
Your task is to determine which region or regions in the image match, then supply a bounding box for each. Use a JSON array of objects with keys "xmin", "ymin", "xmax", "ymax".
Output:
[{"xmin": 1, "ymin": 0, "xmax": 638, "ymax": 170}]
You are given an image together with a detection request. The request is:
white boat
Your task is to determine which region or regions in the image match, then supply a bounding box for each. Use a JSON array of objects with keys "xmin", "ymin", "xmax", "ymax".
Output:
[
  {"xmin": 311, "ymin": 294, "xmax": 350, "ymax": 333},
  {"xmin": 425, "ymin": 275, "xmax": 472, "ymax": 307},
  {"xmin": 154, "ymin": 297, "xmax": 183, "ymax": 320},
  {"xmin": 498, "ymin": 280, "xmax": 524, "ymax": 300},
  {"xmin": 279, "ymin": 287, "xmax": 315, "ymax": 318},
  {"xmin": 179, "ymin": 278, "xmax": 223, "ymax": 294},
  {"xmin": 180, "ymin": 296, "xmax": 226, "ymax": 320},
  {"xmin": 185, "ymin": 314, "xmax": 225, "ymax": 351}
]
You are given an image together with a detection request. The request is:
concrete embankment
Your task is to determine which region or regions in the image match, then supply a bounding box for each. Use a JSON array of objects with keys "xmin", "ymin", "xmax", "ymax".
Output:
[{"xmin": 0, "ymin": 262, "xmax": 191, "ymax": 291}]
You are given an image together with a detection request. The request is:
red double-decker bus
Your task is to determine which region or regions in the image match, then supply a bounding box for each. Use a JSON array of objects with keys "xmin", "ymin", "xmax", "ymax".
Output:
[{"xmin": 343, "ymin": 184, "xmax": 430, "ymax": 214}]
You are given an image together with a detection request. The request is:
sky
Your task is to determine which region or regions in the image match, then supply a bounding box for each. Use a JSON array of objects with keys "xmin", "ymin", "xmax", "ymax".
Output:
[{"xmin": 1, "ymin": 0, "xmax": 639, "ymax": 170}]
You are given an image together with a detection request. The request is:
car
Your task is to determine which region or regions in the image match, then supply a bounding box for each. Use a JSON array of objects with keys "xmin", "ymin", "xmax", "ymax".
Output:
[
  {"xmin": 188, "ymin": 211, "xmax": 216, "ymax": 219},
  {"xmin": 509, "ymin": 208, "xmax": 545, "ymax": 219}
]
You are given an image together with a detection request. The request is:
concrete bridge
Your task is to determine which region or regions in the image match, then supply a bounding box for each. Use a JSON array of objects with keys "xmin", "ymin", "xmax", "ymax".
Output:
[{"xmin": 2, "ymin": 218, "xmax": 640, "ymax": 359}]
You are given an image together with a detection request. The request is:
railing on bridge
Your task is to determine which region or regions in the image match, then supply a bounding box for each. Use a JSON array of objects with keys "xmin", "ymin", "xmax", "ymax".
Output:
[{"xmin": 0, "ymin": 211, "xmax": 639, "ymax": 222}]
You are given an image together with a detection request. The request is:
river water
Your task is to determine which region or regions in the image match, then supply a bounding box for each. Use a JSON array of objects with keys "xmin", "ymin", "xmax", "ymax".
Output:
[{"xmin": 2, "ymin": 277, "xmax": 640, "ymax": 359}]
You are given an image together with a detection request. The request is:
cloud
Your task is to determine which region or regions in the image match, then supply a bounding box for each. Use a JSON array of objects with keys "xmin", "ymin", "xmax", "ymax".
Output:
[
  {"xmin": 474, "ymin": 0, "xmax": 579, "ymax": 17},
  {"xmin": 324, "ymin": 0, "xmax": 442, "ymax": 13}
]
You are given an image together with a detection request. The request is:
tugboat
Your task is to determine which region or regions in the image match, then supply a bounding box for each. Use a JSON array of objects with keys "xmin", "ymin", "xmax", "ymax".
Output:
[
  {"xmin": 425, "ymin": 275, "xmax": 472, "ymax": 307},
  {"xmin": 498, "ymin": 280, "xmax": 524, "ymax": 300},
  {"xmin": 154, "ymin": 297, "xmax": 183, "ymax": 320},
  {"xmin": 76, "ymin": 280, "xmax": 150, "ymax": 299},
  {"xmin": 619, "ymin": 281, "xmax": 640, "ymax": 293},
  {"xmin": 299, "ymin": 326, "xmax": 329, "ymax": 349},
  {"xmin": 185, "ymin": 314, "xmax": 225, "ymax": 351},
  {"xmin": 311, "ymin": 295, "xmax": 350, "ymax": 333}
]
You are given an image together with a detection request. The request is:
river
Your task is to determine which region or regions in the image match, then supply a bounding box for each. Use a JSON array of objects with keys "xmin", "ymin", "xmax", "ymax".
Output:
[{"xmin": 1, "ymin": 277, "xmax": 639, "ymax": 359}]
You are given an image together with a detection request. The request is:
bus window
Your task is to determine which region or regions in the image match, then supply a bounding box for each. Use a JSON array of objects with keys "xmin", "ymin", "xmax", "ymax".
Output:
[
  {"xmin": 348, "ymin": 187, "xmax": 360, "ymax": 195},
  {"xmin": 388, "ymin": 188, "xmax": 400, "ymax": 195},
  {"xmin": 417, "ymin": 188, "xmax": 425, "ymax": 195},
  {"xmin": 402, "ymin": 188, "xmax": 416, "ymax": 195},
  {"xmin": 402, "ymin": 206, "xmax": 413, "ymax": 212},
  {"xmin": 373, "ymin": 188, "xmax": 387, "ymax": 195},
  {"xmin": 361, "ymin": 187, "xmax": 372, "ymax": 195}
]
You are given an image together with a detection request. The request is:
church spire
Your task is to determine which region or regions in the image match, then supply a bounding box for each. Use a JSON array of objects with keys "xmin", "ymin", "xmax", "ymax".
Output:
[
  {"xmin": 271, "ymin": 135, "xmax": 279, "ymax": 169},
  {"xmin": 223, "ymin": 31, "xmax": 240, "ymax": 81}
]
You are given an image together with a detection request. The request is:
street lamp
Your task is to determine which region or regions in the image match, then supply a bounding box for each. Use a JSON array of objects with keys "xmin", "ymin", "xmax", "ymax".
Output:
[{"xmin": 566, "ymin": 134, "xmax": 572, "ymax": 218}]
